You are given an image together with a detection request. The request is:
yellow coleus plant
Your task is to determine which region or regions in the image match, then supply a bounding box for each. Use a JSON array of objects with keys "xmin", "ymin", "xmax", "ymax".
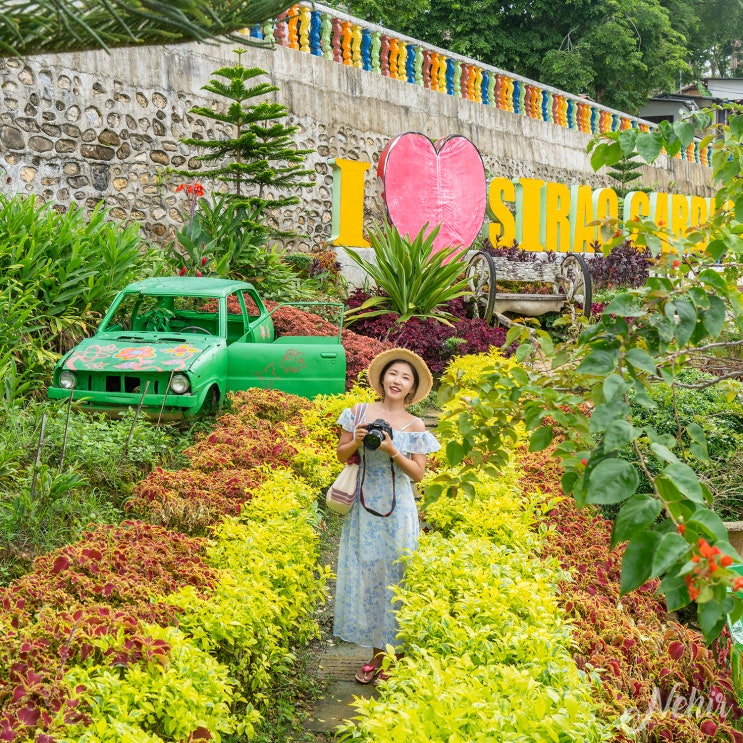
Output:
[
  {"xmin": 338, "ymin": 350, "xmax": 611, "ymax": 742},
  {"xmin": 287, "ymin": 385, "xmax": 376, "ymax": 489},
  {"xmin": 56, "ymin": 624, "xmax": 244, "ymax": 743}
]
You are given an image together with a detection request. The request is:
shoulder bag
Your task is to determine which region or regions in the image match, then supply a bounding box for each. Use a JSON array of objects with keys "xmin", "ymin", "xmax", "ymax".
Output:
[{"xmin": 326, "ymin": 404, "xmax": 366, "ymax": 515}]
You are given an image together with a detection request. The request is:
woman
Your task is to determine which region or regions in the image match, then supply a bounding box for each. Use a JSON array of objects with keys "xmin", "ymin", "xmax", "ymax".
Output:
[{"xmin": 333, "ymin": 348, "xmax": 440, "ymax": 684}]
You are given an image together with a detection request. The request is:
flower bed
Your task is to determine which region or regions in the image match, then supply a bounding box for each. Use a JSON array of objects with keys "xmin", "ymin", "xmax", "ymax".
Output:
[
  {"xmin": 0, "ymin": 387, "xmax": 353, "ymax": 742},
  {"xmin": 521, "ymin": 448, "xmax": 743, "ymax": 742}
]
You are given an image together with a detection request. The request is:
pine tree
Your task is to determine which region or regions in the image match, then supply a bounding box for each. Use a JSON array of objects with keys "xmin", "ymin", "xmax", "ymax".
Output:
[{"xmin": 179, "ymin": 51, "xmax": 314, "ymax": 219}]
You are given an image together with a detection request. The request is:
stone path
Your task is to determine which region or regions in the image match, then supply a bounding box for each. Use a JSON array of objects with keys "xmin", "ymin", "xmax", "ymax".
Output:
[{"xmin": 304, "ymin": 642, "xmax": 377, "ymax": 737}]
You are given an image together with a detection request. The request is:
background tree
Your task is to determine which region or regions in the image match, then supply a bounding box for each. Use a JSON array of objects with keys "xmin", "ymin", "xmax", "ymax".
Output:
[
  {"xmin": 0, "ymin": 0, "xmax": 294, "ymax": 57},
  {"xmin": 324, "ymin": 0, "xmax": 430, "ymax": 27},
  {"xmin": 179, "ymin": 54, "xmax": 314, "ymax": 218},
  {"xmin": 684, "ymin": 0, "xmax": 743, "ymax": 79},
  {"xmin": 388, "ymin": 0, "xmax": 690, "ymax": 114}
]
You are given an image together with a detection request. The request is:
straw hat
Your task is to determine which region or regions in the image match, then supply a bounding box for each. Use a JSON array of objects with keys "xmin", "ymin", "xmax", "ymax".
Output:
[{"xmin": 367, "ymin": 348, "xmax": 433, "ymax": 405}]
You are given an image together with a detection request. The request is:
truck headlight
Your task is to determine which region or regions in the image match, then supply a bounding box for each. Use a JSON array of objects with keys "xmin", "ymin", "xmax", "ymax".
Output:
[
  {"xmin": 59, "ymin": 371, "xmax": 77, "ymax": 389},
  {"xmin": 171, "ymin": 373, "xmax": 190, "ymax": 394}
]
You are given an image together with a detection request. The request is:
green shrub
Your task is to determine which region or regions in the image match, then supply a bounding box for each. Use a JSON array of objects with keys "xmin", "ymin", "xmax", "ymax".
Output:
[
  {"xmin": 616, "ymin": 368, "xmax": 743, "ymax": 521},
  {"xmin": 0, "ymin": 194, "xmax": 159, "ymax": 398},
  {"xmin": 0, "ymin": 399, "xmax": 194, "ymax": 581}
]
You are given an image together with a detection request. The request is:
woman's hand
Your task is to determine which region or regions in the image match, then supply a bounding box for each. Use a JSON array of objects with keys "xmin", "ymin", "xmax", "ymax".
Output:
[
  {"xmin": 378, "ymin": 432, "xmax": 398, "ymax": 457},
  {"xmin": 353, "ymin": 424, "xmax": 368, "ymax": 448}
]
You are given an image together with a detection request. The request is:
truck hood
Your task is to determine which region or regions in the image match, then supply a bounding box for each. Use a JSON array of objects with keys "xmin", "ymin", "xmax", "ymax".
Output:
[{"xmin": 61, "ymin": 335, "xmax": 217, "ymax": 373}]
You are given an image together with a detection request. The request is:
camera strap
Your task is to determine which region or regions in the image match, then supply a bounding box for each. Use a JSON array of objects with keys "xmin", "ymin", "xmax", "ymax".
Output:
[{"xmin": 359, "ymin": 447, "xmax": 396, "ymax": 518}]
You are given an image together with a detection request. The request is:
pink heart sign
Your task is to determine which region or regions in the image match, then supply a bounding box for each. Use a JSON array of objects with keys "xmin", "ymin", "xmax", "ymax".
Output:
[{"xmin": 377, "ymin": 132, "xmax": 486, "ymax": 255}]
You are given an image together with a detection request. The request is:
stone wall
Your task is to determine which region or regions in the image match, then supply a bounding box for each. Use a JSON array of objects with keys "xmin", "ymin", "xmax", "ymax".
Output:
[{"xmin": 0, "ymin": 38, "xmax": 714, "ymax": 251}]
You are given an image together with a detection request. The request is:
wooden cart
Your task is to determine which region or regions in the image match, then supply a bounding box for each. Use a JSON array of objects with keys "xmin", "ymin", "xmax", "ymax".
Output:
[{"xmin": 464, "ymin": 251, "xmax": 593, "ymax": 326}]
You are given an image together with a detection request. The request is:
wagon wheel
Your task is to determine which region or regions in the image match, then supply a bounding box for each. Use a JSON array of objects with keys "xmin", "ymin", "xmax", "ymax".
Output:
[
  {"xmin": 465, "ymin": 251, "xmax": 497, "ymax": 324},
  {"xmin": 559, "ymin": 254, "xmax": 592, "ymax": 319}
]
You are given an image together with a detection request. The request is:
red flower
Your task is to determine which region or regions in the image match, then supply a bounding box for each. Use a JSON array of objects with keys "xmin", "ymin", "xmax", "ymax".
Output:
[
  {"xmin": 179, "ymin": 266, "xmax": 187, "ymax": 276},
  {"xmin": 721, "ymin": 555, "xmax": 733, "ymax": 567},
  {"xmin": 196, "ymin": 271, "xmax": 203, "ymax": 277},
  {"xmin": 176, "ymin": 182, "xmax": 205, "ymax": 198},
  {"xmin": 201, "ymin": 256, "xmax": 208, "ymax": 266}
]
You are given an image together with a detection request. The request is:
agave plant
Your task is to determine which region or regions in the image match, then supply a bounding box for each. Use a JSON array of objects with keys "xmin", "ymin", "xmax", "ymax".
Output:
[{"xmin": 344, "ymin": 222, "xmax": 472, "ymax": 326}]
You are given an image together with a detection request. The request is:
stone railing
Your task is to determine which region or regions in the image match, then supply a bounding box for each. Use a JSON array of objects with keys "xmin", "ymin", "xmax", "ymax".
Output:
[{"xmin": 245, "ymin": 2, "xmax": 710, "ymax": 166}]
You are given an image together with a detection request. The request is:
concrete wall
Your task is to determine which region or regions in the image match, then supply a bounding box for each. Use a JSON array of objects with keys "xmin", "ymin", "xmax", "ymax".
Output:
[{"xmin": 0, "ymin": 39, "xmax": 714, "ymax": 251}]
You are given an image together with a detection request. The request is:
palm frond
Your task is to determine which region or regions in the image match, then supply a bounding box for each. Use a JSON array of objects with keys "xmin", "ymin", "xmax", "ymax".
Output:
[{"xmin": 0, "ymin": 0, "xmax": 295, "ymax": 57}]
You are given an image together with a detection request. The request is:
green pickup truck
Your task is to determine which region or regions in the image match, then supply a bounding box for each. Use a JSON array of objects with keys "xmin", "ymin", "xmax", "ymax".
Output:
[{"xmin": 47, "ymin": 277, "xmax": 347, "ymax": 418}]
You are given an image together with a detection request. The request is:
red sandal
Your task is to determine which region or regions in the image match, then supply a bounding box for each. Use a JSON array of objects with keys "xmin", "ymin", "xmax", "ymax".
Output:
[
  {"xmin": 355, "ymin": 663, "xmax": 381, "ymax": 684},
  {"xmin": 373, "ymin": 670, "xmax": 391, "ymax": 687}
]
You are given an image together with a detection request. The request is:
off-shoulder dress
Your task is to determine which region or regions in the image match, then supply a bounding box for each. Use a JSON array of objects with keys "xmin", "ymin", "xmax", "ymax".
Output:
[{"xmin": 333, "ymin": 405, "xmax": 440, "ymax": 649}]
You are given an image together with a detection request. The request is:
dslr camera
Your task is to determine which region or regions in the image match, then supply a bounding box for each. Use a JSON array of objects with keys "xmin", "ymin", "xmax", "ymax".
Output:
[{"xmin": 363, "ymin": 419, "xmax": 393, "ymax": 450}]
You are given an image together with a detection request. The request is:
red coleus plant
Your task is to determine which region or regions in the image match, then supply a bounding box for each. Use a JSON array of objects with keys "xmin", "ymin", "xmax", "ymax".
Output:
[
  {"xmin": 0, "ymin": 522, "xmax": 217, "ymax": 741},
  {"xmin": 2, "ymin": 521, "xmax": 217, "ymax": 623},
  {"xmin": 127, "ymin": 467, "xmax": 268, "ymax": 534},
  {"xmin": 518, "ymin": 447, "xmax": 743, "ymax": 742}
]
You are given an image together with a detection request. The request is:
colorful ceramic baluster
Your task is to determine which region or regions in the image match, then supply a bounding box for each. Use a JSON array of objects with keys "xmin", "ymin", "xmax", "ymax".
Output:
[
  {"xmin": 287, "ymin": 6, "xmax": 300, "ymax": 49},
  {"xmin": 298, "ymin": 5, "xmax": 310, "ymax": 52},
  {"xmin": 371, "ymin": 32, "xmax": 381, "ymax": 74},
  {"xmin": 309, "ymin": 11, "xmax": 322, "ymax": 56},
  {"xmin": 361, "ymin": 28, "xmax": 372, "ymax": 70},
  {"xmin": 351, "ymin": 23, "xmax": 362, "ymax": 68},
  {"xmin": 320, "ymin": 13, "xmax": 332, "ymax": 59}
]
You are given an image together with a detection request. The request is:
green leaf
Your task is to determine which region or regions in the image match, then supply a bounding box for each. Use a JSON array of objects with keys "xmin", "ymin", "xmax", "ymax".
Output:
[
  {"xmin": 663, "ymin": 462, "xmax": 705, "ymax": 504},
  {"xmin": 621, "ymin": 531, "xmax": 663, "ymax": 594},
  {"xmin": 603, "ymin": 419, "xmax": 636, "ymax": 451},
  {"xmin": 650, "ymin": 442, "xmax": 679, "ymax": 464},
  {"xmin": 446, "ymin": 441, "xmax": 465, "ymax": 467},
  {"xmin": 635, "ymin": 131, "xmax": 664, "ymax": 163},
  {"xmin": 698, "ymin": 594, "xmax": 734, "ymax": 643},
  {"xmin": 666, "ymin": 300, "xmax": 697, "ymax": 346},
  {"xmin": 577, "ymin": 350, "xmax": 619, "ymax": 376},
  {"xmin": 651, "ymin": 532, "xmax": 689, "ymax": 577},
  {"xmin": 611, "ymin": 494, "xmax": 662, "ymax": 548},
  {"xmin": 529, "ymin": 426, "xmax": 554, "ymax": 452},
  {"xmin": 687, "ymin": 423, "xmax": 707, "ymax": 446},
  {"xmin": 707, "ymin": 239, "xmax": 728, "ymax": 262},
  {"xmin": 659, "ymin": 570, "xmax": 691, "ymax": 611},
  {"xmin": 624, "ymin": 348, "xmax": 657, "ymax": 376},
  {"xmin": 585, "ymin": 459, "xmax": 639, "ymax": 504},
  {"xmin": 589, "ymin": 402, "xmax": 630, "ymax": 433},
  {"xmin": 690, "ymin": 442, "xmax": 710, "ymax": 461},
  {"xmin": 703, "ymin": 295, "xmax": 726, "ymax": 339},
  {"xmin": 697, "ymin": 269, "xmax": 728, "ymax": 293},
  {"xmin": 687, "ymin": 507, "xmax": 728, "ymax": 543},
  {"xmin": 673, "ymin": 120, "xmax": 695, "ymax": 148},
  {"xmin": 617, "ymin": 128, "xmax": 638, "ymax": 156},
  {"xmin": 514, "ymin": 342, "xmax": 533, "ymax": 362},
  {"xmin": 602, "ymin": 374, "xmax": 627, "ymax": 404}
]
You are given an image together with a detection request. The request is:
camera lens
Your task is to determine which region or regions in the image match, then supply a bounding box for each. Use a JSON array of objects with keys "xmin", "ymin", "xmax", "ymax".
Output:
[{"xmin": 364, "ymin": 431, "xmax": 383, "ymax": 450}]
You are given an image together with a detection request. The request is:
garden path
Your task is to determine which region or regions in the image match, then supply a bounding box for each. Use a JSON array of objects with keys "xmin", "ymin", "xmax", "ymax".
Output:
[{"xmin": 303, "ymin": 407, "xmax": 440, "ymax": 740}]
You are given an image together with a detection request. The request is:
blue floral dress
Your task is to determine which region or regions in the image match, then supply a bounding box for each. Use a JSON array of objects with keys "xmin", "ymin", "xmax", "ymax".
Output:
[{"xmin": 333, "ymin": 405, "xmax": 440, "ymax": 649}]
